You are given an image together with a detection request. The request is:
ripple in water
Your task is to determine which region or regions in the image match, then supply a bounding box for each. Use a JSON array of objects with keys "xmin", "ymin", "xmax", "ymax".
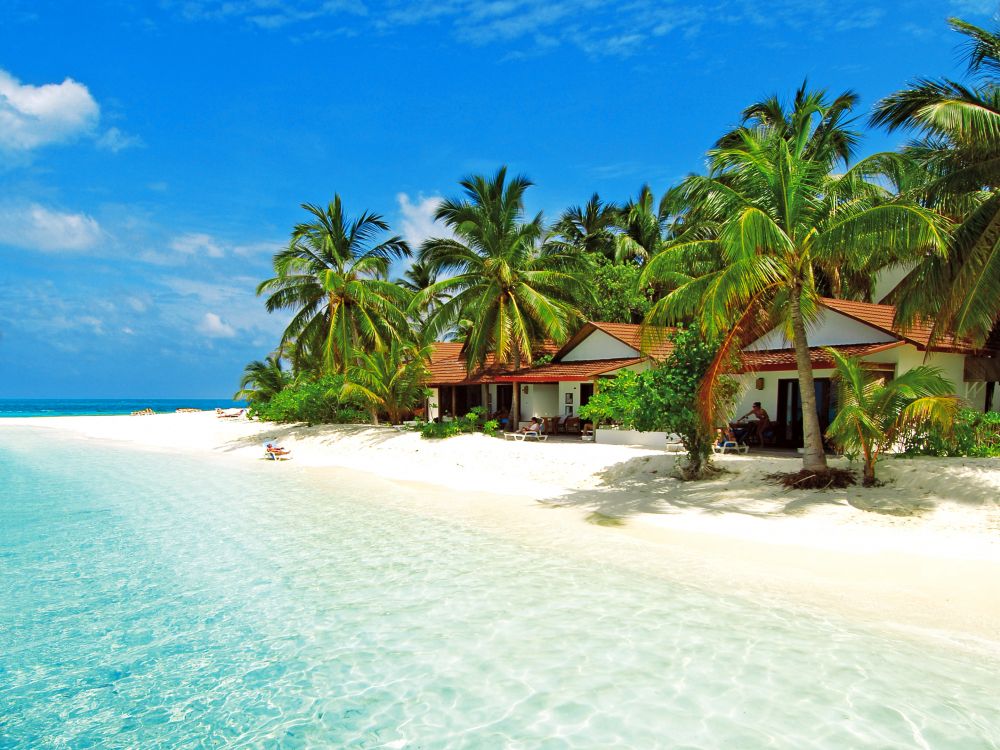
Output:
[{"xmin": 0, "ymin": 429, "xmax": 997, "ymax": 749}]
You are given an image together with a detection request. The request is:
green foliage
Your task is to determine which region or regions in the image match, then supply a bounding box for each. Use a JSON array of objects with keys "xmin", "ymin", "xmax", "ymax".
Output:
[
  {"xmin": 872, "ymin": 18, "xmax": 1000, "ymax": 346},
  {"xmin": 419, "ymin": 407, "xmax": 487, "ymax": 439},
  {"xmin": 580, "ymin": 257, "xmax": 651, "ymax": 323},
  {"xmin": 578, "ymin": 370, "xmax": 643, "ymax": 428},
  {"xmin": 257, "ymin": 197, "xmax": 412, "ymax": 375},
  {"xmin": 825, "ymin": 348, "xmax": 961, "ymax": 485},
  {"xmin": 416, "ymin": 167, "xmax": 590, "ymax": 371},
  {"xmin": 342, "ymin": 341, "xmax": 432, "ymax": 424},
  {"xmin": 902, "ymin": 409, "xmax": 1000, "ymax": 458},
  {"xmin": 642, "ymin": 85, "xmax": 947, "ymax": 473},
  {"xmin": 233, "ymin": 354, "xmax": 291, "ymax": 404},
  {"xmin": 250, "ymin": 375, "xmax": 371, "ymax": 425},
  {"xmin": 635, "ymin": 327, "xmax": 738, "ymax": 478},
  {"xmin": 578, "ymin": 328, "xmax": 736, "ymax": 478}
]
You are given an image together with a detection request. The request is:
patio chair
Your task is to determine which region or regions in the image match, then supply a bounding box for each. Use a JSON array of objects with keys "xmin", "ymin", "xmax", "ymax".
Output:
[{"xmin": 712, "ymin": 439, "xmax": 749, "ymax": 455}]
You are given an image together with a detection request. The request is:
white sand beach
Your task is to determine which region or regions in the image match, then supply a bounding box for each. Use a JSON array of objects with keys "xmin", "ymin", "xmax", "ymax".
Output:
[{"xmin": 6, "ymin": 411, "xmax": 1000, "ymax": 650}]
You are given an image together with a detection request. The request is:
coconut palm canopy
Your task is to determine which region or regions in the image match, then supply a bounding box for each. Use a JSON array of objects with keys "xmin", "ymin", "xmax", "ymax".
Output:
[
  {"xmin": 415, "ymin": 167, "xmax": 590, "ymax": 372},
  {"xmin": 257, "ymin": 198, "xmax": 412, "ymax": 374},
  {"xmin": 641, "ymin": 85, "xmax": 948, "ymax": 472},
  {"xmin": 872, "ymin": 18, "xmax": 1000, "ymax": 347}
]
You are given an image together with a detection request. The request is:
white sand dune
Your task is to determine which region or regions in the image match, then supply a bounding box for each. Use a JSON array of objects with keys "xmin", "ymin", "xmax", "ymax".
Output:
[{"xmin": 5, "ymin": 411, "xmax": 1000, "ymax": 648}]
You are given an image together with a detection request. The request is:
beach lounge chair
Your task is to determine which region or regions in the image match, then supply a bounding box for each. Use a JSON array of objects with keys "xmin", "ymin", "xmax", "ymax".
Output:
[
  {"xmin": 263, "ymin": 441, "xmax": 292, "ymax": 460},
  {"xmin": 712, "ymin": 439, "xmax": 749, "ymax": 455}
]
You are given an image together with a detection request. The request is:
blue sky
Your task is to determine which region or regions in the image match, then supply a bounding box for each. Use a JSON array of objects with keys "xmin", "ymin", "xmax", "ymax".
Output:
[{"xmin": 0, "ymin": 0, "xmax": 996, "ymax": 398}]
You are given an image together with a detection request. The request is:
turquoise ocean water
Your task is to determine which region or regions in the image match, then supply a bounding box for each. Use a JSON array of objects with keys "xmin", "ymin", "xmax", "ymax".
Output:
[
  {"xmin": 1, "ymin": 426, "xmax": 998, "ymax": 749},
  {"xmin": 0, "ymin": 399, "xmax": 244, "ymax": 418}
]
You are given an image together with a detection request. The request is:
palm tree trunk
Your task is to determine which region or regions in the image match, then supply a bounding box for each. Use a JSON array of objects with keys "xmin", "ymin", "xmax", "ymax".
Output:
[
  {"xmin": 510, "ymin": 351, "xmax": 521, "ymax": 431},
  {"xmin": 789, "ymin": 285, "xmax": 829, "ymax": 472}
]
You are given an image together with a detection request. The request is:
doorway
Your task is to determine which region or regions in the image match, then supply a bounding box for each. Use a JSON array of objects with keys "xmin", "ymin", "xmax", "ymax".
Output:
[
  {"xmin": 775, "ymin": 378, "xmax": 835, "ymax": 448},
  {"xmin": 580, "ymin": 382, "xmax": 594, "ymax": 408}
]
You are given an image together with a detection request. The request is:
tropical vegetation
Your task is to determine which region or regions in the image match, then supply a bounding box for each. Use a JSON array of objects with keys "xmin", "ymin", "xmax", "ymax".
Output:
[
  {"xmin": 872, "ymin": 18, "xmax": 1000, "ymax": 347},
  {"xmin": 641, "ymin": 85, "xmax": 946, "ymax": 475},
  {"xmin": 825, "ymin": 349, "xmax": 961, "ymax": 485},
  {"xmin": 238, "ymin": 16, "xmax": 993, "ymax": 473}
]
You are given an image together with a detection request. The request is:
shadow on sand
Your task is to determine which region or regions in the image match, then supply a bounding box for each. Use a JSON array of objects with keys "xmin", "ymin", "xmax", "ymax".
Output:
[{"xmin": 540, "ymin": 452, "xmax": 999, "ymax": 522}]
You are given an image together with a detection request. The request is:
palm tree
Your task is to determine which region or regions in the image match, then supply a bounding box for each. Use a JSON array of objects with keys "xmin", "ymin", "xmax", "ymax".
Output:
[
  {"xmin": 341, "ymin": 340, "xmax": 432, "ymax": 424},
  {"xmin": 642, "ymin": 88, "xmax": 947, "ymax": 473},
  {"xmin": 871, "ymin": 18, "xmax": 1000, "ymax": 346},
  {"xmin": 233, "ymin": 354, "xmax": 290, "ymax": 404},
  {"xmin": 258, "ymin": 198, "xmax": 412, "ymax": 374},
  {"xmin": 614, "ymin": 185, "xmax": 672, "ymax": 263},
  {"xmin": 395, "ymin": 258, "xmax": 448, "ymax": 332},
  {"xmin": 416, "ymin": 167, "xmax": 590, "ymax": 428},
  {"xmin": 548, "ymin": 193, "xmax": 620, "ymax": 261},
  {"xmin": 825, "ymin": 349, "xmax": 960, "ymax": 486}
]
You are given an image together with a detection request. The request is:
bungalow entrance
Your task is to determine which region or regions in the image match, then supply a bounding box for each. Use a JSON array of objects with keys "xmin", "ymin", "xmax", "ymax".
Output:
[
  {"xmin": 437, "ymin": 384, "xmax": 484, "ymax": 418},
  {"xmin": 774, "ymin": 377, "xmax": 835, "ymax": 448}
]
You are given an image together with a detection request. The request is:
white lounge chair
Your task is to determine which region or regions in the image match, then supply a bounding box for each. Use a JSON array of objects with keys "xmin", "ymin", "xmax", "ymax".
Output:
[
  {"xmin": 263, "ymin": 440, "xmax": 292, "ymax": 460},
  {"xmin": 712, "ymin": 439, "xmax": 749, "ymax": 455}
]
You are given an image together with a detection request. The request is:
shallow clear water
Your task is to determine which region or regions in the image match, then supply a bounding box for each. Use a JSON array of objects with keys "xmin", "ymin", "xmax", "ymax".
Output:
[
  {"xmin": 1, "ymin": 428, "xmax": 997, "ymax": 749},
  {"xmin": 0, "ymin": 399, "xmax": 244, "ymax": 418}
]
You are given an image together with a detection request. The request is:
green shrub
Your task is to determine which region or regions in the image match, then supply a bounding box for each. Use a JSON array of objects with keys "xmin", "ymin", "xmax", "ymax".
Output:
[
  {"xmin": 578, "ymin": 370, "xmax": 641, "ymax": 428},
  {"xmin": 249, "ymin": 375, "xmax": 371, "ymax": 425},
  {"xmin": 420, "ymin": 407, "xmax": 487, "ymax": 439},
  {"xmin": 902, "ymin": 409, "xmax": 1000, "ymax": 457}
]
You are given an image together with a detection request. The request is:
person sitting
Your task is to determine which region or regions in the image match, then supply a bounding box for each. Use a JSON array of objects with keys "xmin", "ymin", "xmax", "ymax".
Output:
[
  {"xmin": 716, "ymin": 426, "xmax": 738, "ymax": 446},
  {"xmin": 265, "ymin": 442, "xmax": 290, "ymax": 456},
  {"xmin": 519, "ymin": 417, "xmax": 542, "ymax": 434},
  {"xmin": 736, "ymin": 402, "xmax": 771, "ymax": 444}
]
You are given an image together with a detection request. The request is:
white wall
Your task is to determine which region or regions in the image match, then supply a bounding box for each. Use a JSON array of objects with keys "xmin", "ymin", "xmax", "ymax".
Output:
[
  {"xmin": 873, "ymin": 261, "xmax": 917, "ymax": 303},
  {"xmin": 748, "ymin": 309, "xmax": 896, "ymax": 350},
  {"xmin": 596, "ymin": 428, "xmax": 669, "ymax": 448},
  {"xmin": 559, "ymin": 381, "xmax": 581, "ymax": 416},
  {"xmin": 734, "ymin": 345, "xmax": 973, "ymax": 419},
  {"xmin": 427, "ymin": 388, "xmax": 440, "ymax": 420},
  {"xmin": 521, "ymin": 383, "xmax": 559, "ymax": 419},
  {"xmin": 562, "ymin": 329, "xmax": 639, "ymax": 361}
]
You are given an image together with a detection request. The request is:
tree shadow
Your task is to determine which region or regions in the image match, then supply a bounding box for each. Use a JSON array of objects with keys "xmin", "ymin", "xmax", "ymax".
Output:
[{"xmin": 541, "ymin": 453, "xmax": 1000, "ymax": 522}]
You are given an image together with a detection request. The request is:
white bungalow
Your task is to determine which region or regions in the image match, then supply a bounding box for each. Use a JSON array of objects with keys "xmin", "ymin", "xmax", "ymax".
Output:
[
  {"xmin": 425, "ymin": 322, "xmax": 672, "ymax": 430},
  {"xmin": 733, "ymin": 297, "xmax": 1000, "ymax": 448},
  {"xmin": 425, "ymin": 302, "xmax": 998, "ymax": 445}
]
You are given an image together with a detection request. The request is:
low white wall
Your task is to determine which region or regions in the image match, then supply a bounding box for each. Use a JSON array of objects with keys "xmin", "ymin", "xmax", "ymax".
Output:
[{"xmin": 596, "ymin": 428, "xmax": 668, "ymax": 449}]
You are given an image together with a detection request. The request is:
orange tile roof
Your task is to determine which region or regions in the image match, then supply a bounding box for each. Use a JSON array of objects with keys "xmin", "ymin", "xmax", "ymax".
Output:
[
  {"xmin": 494, "ymin": 358, "xmax": 646, "ymax": 382},
  {"xmin": 426, "ymin": 340, "xmax": 562, "ymax": 385},
  {"xmin": 819, "ymin": 298, "xmax": 981, "ymax": 354},
  {"xmin": 739, "ymin": 343, "xmax": 904, "ymax": 373},
  {"xmin": 553, "ymin": 322, "xmax": 675, "ymax": 361}
]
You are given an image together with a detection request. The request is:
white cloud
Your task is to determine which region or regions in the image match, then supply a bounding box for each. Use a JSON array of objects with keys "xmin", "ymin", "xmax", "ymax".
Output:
[
  {"xmin": 96, "ymin": 126, "xmax": 144, "ymax": 153},
  {"xmin": 0, "ymin": 203, "xmax": 104, "ymax": 252},
  {"xmin": 197, "ymin": 312, "xmax": 237, "ymax": 338},
  {"xmin": 170, "ymin": 232, "xmax": 225, "ymax": 258},
  {"xmin": 396, "ymin": 193, "xmax": 452, "ymax": 250},
  {"xmin": 0, "ymin": 69, "xmax": 99, "ymax": 151}
]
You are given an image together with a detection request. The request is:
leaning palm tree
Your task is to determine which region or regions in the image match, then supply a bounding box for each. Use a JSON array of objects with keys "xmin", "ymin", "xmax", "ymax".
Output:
[
  {"xmin": 258, "ymin": 198, "xmax": 412, "ymax": 375},
  {"xmin": 825, "ymin": 349, "xmax": 960, "ymax": 486},
  {"xmin": 548, "ymin": 193, "xmax": 620, "ymax": 262},
  {"xmin": 415, "ymin": 167, "xmax": 590, "ymax": 427},
  {"xmin": 233, "ymin": 354, "xmax": 290, "ymax": 404},
  {"xmin": 642, "ymin": 88, "xmax": 948, "ymax": 473},
  {"xmin": 871, "ymin": 18, "xmax": 1000, "ymax": 346},
  {"xmin": 341, "ymin": 340, "xmax": 432, "ymax": 424}
]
